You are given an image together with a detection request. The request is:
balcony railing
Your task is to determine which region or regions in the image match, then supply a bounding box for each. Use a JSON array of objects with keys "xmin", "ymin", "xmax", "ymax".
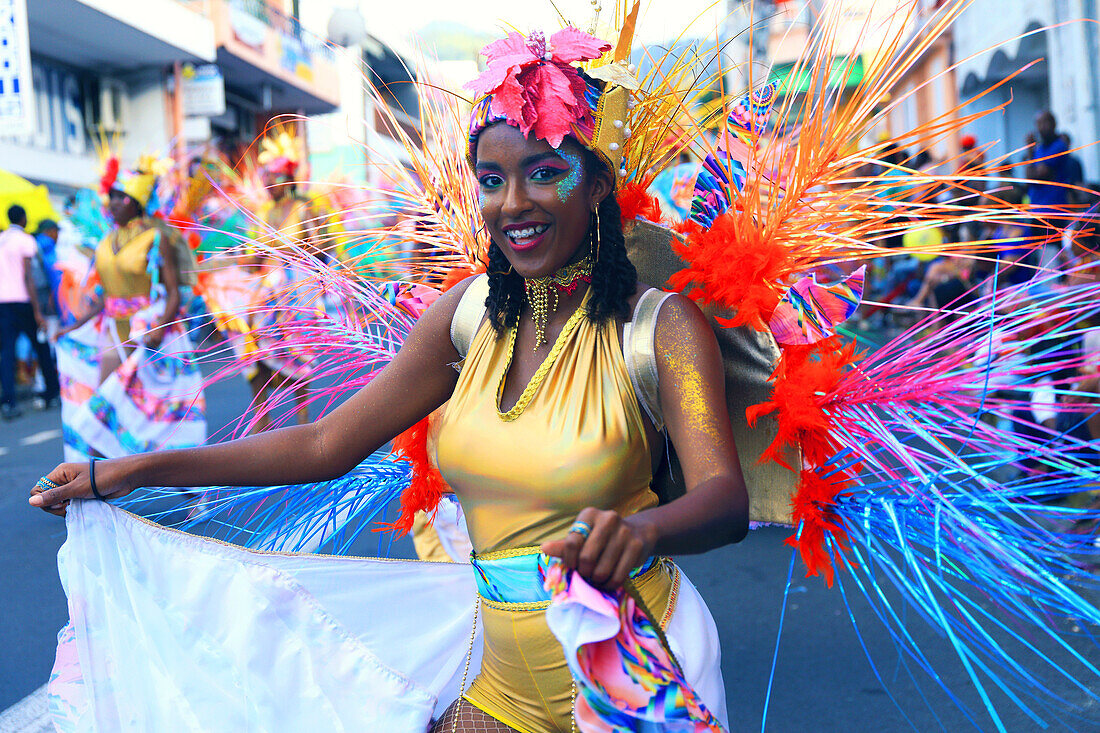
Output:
[{"xmin": 225, "ymin": 0, "xmax": 334, "ymax": 62}]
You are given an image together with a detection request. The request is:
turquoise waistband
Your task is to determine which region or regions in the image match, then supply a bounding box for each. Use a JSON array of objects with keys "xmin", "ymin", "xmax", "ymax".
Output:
[{"xmin": 470, "ymin": 547, "xmax": 658, "ymax": 606}]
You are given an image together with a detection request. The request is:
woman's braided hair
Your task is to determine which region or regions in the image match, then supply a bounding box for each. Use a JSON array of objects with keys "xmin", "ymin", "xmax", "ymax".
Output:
[{"xmin": 482, "ymin": 145, "xmax": 638, "ymax": 334}]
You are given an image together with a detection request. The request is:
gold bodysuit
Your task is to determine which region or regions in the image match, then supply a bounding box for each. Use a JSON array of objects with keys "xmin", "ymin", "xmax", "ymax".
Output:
[
  {"xmin": 95, "ymin": 220, "xmax": 160, "ymax": 344},
  {"xmin": 434, "ymin": 295, "xmax": 677, "ymax": 732}
]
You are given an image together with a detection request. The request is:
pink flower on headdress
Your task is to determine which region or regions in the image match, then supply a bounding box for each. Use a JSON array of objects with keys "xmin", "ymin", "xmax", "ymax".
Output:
[{"xmin": 465, "ymin": 27, "xmax": 611, "ymax": 148}]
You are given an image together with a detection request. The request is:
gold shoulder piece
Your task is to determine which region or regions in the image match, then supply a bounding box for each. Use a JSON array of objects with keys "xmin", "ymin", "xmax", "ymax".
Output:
[
  {"xmin": 449, "ymin": 273, "xmax": 490, "ymax": 360},
  {"xmin": 624, "ymin": 288, "xmax": 673, "ymax": 432}
]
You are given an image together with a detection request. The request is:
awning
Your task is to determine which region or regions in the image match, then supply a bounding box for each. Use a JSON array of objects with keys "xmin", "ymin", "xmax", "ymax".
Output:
[
  {"xmin": 0, "ymin": 170, "xmax": 61, "ymax": 232},
  {"xmin": 771, "ymin": 54, "xmax": 865, "ymax": 95}
]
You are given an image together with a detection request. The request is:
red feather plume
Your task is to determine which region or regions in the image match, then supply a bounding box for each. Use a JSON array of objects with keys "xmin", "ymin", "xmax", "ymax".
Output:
[
  {"xmin": 784, "ymin": 467, "xmax": 853, "ymax": 587},
  {"xmin": 99, "ymin": 157, "xmax": 120, "ymax": 196},
  {"xmin": 616, "ymin": 182, "xmax": 663, "ymax": 226}
]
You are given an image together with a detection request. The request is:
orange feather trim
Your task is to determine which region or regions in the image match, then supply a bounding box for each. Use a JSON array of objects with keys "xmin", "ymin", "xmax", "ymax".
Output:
[
  {"xmin": 382, "ymin": 416, "xmax": 450, "ymax": 536},
  {"xmin": 784, "ymin": 467, "xmax": 853, "ymax": 587},
  {"xmin": 441, "ymin": 263, "xmax": 482, "ymax": 292},
  {"xmin": 668, "ymin": 210, "xmax": 793, "ymax": 331},
  {"xmin": 746, "ymin": 337, "xmax": 861, "ymax": 470},
  {"xmin": 381, "ymin": 263, "xmax": 479, "ymax": 536},
  {"xmin": 616, "ymin": 182, "xmax": 663, "ymax": 226}
]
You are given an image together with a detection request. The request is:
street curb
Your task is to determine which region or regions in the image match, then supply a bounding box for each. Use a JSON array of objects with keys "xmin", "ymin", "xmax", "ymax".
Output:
[{"xmin": 0, "ymin": 684, "xmax": 51, "ymax": 733}]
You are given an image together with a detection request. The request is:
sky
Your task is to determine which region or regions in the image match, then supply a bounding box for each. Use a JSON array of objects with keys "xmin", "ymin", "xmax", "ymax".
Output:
[{"xmin": 354, "ymin": 0, "xmax": 732, "ymax": 46}]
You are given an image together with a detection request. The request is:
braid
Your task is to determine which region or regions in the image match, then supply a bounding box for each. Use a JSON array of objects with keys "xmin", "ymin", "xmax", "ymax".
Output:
[
  {"xmin": 585, "ymin": 193, "xmax": 637, "ymax": 326},
  {"xmin": 484, "ymin": 243, "xmax": 525, "ymax": 332},
  {"xmin": 482, "ymin": 147, "xmax": 636, "ymax": 335}
]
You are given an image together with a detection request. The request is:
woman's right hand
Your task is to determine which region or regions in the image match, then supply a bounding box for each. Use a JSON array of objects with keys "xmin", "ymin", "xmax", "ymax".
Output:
[{"xmin": 29, "ymin": 460, "xmax": 136, "ymax": 517}]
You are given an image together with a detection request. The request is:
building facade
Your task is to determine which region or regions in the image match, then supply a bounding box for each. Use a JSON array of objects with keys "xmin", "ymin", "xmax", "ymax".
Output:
[
  {"xmin": 2, "ymin": 0, "xmax": 340, "ymax": 201},
  {"xmin": 953, "ymin": 0, "xmax": 1100, "ymax": 180}
]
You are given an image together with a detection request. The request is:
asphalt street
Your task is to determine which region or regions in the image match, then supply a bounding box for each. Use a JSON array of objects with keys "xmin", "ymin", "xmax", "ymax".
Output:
[{"xmin": 2, "ymin": 359, "xmax": 1099, "ymax": 731}]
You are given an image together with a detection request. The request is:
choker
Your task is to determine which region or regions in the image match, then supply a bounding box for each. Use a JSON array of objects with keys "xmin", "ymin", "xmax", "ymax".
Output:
[{"xmin": 524, "ymin": 256, "xmax": 593, "ymax": 347}]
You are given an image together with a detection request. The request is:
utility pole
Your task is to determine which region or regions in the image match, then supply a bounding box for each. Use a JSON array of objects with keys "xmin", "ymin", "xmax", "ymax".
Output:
[{"xmin": 728, "ymin": 0, "xmax": 774, "ymax": 89}]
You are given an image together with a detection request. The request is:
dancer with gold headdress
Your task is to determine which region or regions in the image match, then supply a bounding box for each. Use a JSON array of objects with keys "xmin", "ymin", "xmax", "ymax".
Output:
[
  {"xmin": 55, "ymin": 152, "xmax": 206, "ymax": 460},
  {"xmin": 241, "ymin": 126, "xmax": 321, "ymax": 431},
  {"xmin": 27, "ymin": 2, "xmax": 1100, "ymax": 731}
]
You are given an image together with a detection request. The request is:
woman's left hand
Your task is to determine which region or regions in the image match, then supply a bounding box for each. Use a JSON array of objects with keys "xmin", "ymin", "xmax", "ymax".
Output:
[{"xmin": 541, "ymin": 508, "xmax": 658, "ymax": 591}]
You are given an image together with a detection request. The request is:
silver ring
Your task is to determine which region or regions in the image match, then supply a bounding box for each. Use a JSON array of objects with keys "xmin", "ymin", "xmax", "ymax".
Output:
[{"xmin": 568, "ymin": 521, "xmax": 592, "ymax": 539}]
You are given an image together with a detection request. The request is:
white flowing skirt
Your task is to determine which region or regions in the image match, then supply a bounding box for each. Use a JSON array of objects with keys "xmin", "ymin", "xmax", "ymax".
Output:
[{"xmin": 49, "ymin": 500, "xmax": 727, "ymax": 731}]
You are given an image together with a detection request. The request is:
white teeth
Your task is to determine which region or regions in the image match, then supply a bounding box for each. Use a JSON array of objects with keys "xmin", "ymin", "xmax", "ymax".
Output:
[{"xmin": 507, "ymin": 224, "xmax": 548, "ymax": 241}]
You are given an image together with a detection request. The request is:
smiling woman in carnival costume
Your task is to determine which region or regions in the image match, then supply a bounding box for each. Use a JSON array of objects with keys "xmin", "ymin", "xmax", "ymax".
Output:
[
  {"xmin": 33, "ymin": 21, "xmax": 742, "ymax": 733},
  {"xmin": 29, "ymin": 2, "xmax": 1100, "ymax": 731}
]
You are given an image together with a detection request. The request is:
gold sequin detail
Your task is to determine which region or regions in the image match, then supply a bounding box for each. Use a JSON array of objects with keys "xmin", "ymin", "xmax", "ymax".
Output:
[{"xmin": 524, "ymin": 256, "xmax": 592, "ymax": 347}]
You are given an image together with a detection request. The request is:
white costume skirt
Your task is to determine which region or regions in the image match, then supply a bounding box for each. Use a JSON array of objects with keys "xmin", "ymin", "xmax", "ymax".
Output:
[
  {"xmin": 48, "ymin": 500, "xmax": 727, "ymax": 731},
  {"xmin": 56, "ymin": 301, "xmax": 206, "ymax": 461}
]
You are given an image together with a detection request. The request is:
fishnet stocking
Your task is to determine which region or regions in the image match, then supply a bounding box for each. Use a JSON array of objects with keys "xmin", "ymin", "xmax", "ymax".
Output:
[{"xmin": 429, "ymin": 699, "xmax": 519, "ymax": 733}]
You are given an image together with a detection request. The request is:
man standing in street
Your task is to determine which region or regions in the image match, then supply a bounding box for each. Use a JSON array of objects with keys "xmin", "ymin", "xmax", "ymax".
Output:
[
  {"xmin": 1025, "ymin": 111, "xmax": 1071, "ymax": 215},
  {"xmin": 0, "ymin": 204, "xmax": 61, "ymax": 419}
]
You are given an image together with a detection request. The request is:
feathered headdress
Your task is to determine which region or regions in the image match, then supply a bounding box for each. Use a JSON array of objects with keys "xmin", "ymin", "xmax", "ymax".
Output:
[
  {"xmin": 258, "ymin": 127, "xmax": 303, "ymax": 179},
  {"xmin": 465, "ymin": 26, "xmax": 636, "ymax": 179},
  {"xmin": 95, "ymin": 135, "xmax": 167, "ymax": 212}
]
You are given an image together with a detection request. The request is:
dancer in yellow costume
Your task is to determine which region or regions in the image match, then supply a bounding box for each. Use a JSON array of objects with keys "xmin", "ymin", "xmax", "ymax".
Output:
[
  {"xmin": 33, "ymin": 26, "xmax": 745, "ymax": 732},
  {"xmin": 244, "ymin": 128, "xmax": 320, "ymax": 431},
  {"xmin": 57, "ymin": 155, "xmax": 206, "ymax": 460}
]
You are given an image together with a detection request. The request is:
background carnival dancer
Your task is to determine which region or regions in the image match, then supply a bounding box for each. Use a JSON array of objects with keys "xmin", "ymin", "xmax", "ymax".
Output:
[
  {"xmin": 55, "ymin": 152, "xmax": 206, "ymax": 460},
  {"xmin": 241, "ymin": 126, "xmax": 322, "ymax": 432},
  {"xmin": 31, "ymin": 23, "xmax": 742, "ymax": 733}
]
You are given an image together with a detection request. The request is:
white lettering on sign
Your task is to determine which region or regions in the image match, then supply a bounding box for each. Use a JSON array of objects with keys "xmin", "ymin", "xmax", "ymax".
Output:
[{"xmin": 6, "ymin": 59, "xmax": 87, "ymax": 155}]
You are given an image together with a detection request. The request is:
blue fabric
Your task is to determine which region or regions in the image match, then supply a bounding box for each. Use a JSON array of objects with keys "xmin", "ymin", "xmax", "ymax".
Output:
[
  {"xmin": 1027, "ymin": 137, "xmax": 1069, "ymax": 207},
  {"xmin": 471, "ymin": 550, "xmax": 657, "ymax": 605}
]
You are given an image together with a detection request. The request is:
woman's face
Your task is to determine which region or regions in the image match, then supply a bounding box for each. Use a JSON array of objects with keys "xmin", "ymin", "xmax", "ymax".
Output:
[
  {"xmin": 475, "ymin": 123, "xmax": 611, "ymax": 278},
  {"xmin": 107, "ymin": 189, "xmax": 140, "ymax": 226}
]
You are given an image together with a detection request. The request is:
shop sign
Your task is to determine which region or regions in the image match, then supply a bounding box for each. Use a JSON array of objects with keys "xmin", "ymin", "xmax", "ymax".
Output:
[
  {"xmin": 230, "ymin": 5, "xmax": 267, "ymax": 50},
  {"xmin": 279, "ymin": 34, "xmax": 314, "ymax": 82},
  {"xmin": 0, "ymin": 0, "xmax": 34, "ymax": 135},
  {"xmin": 2, "ymin": 59, "xmax": 88, "ymax": 156},
  {"xmin": 181, "ymin": 64, "xmax": 226, "ymax": 117}
]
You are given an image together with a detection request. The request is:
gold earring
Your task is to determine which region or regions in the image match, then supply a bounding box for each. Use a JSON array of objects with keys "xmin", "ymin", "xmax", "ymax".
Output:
[{"xmin": 593, "ymin": 207, "xmax": 601, "ymax": 263}]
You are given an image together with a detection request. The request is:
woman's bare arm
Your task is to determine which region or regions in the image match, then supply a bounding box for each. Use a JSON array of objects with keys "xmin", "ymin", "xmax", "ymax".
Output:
[
  {"xmin": 544, "ymin": 295, "xmax": 749, "ymax": 587},
  {"xmin": 145, "ymin": 232, "xmax": 182, "ymax": 347},
  {"xmin": 31, "ymin": 277, "xmax": 478, "ymax": 512}
]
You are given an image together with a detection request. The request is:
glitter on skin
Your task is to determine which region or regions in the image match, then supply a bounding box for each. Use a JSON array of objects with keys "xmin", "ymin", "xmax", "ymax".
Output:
[
  {"xmin": 556, "ymin": 148, "xmax": 585, "ymax": 201},
  {"xmin": 656, "ymin": 304, "xmax": 729, "ymax": 484}
]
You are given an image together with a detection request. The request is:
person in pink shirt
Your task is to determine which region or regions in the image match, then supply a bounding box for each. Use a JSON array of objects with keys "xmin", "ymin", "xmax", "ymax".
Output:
[{"xmin": 0, "ymin": 204, "xmax": 60, "ymax": 419}]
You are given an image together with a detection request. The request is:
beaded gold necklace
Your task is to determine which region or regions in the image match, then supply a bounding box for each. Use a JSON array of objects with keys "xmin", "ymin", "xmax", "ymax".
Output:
[
  {"xmin": 523, "ymin": 255, "xmax": 593, "ymax": 348},
  {"xmin": 497, "ymin": 292, "xmax": 590, "ymax": 422}
]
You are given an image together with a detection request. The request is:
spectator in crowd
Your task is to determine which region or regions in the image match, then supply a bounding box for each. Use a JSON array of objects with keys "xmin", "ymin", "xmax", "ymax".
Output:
[
  {"xmin": 0, "ymin": 205, "xmax": 61, "ymax": 419},
  {"xmin": 1059, "ymin": 133, "xmax": 1086, "ymax": 205},
  {"xmin": 908, "ymin": 256, "xmax": 973, "ymax": 317},
  {"xmin": 33, "ymin": 219, "xmax": 62, "ymax": 337},
  {"xmin": 950, "ymin": 134, "xmax": 987, "ymax": 243},
  {"xmin": 1024, "ymin": 111, "xmax": 1070, "ymax": 240}
]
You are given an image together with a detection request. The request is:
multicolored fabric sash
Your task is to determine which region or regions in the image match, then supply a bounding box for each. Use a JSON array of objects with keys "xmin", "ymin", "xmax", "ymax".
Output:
[
  {"xmin": 470, "ymin": 546, "xmax": 657, "ymax": 608},
  {"xmin": 543, "ymin": 560, "xmax": 726, "ymax": 732},
  {"xmin": 104, "ymin": 295, "xmax": 151, "ymax": 320}
]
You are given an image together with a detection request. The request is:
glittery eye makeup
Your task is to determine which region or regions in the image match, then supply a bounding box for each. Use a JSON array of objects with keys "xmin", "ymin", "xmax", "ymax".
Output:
[{"xmin": 555, "ymin": 149, "xmax": 584, "ymax": 201}]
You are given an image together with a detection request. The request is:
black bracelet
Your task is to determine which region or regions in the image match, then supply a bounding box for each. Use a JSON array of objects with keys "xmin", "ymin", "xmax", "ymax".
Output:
[{"xmin": 89, "ymin": 458, "xmax": 106, "ymax": 501}]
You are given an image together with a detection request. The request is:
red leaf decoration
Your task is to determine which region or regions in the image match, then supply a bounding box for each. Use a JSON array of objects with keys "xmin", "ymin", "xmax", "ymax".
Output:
[{"xmin": 466, "ymin": 28, "xmax": 609, "ymax": 149}]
